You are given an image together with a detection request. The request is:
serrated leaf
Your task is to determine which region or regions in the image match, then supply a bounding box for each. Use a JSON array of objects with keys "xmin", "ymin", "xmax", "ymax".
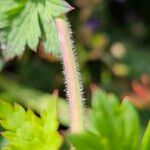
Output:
[
  {"xmin": 68, "ymin": 90, "xmax": 140, "ymax": 150},
  {"xmin": 0, "ymin": 0, "xmax": 72, "ymax": 60},
  {"xmin": 0, "ymin": 74, "xmax": 70, "ymax": 126},
  {"xmin": 0, "ymin": 96, "xmax": 62, "ymax": 150},
  {"xmin": 141, "ymin": 121, "xmax": 150, "ymax": 150}
]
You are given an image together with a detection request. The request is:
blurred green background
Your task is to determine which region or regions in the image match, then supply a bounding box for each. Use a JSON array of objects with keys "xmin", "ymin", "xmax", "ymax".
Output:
[{"xmin": 0, "ymin": 0, "xmax": 150, "ymax": 127}]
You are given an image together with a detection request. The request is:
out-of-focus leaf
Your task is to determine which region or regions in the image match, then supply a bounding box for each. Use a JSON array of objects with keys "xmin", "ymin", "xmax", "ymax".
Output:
[
  {"xmin": 0, "ymin": 58, "xmax": 4, "ymax": 71},
  {"xmin": 0, "ymin": 75, "xmax": 69, "ymax": 126},
  {"xmin": 68, "ymin": 133, "xmax": 108, "ymax": 150},
  {"xmin": 125, "ymin": 74, "xmax": 150, "ymax": 109},
  {"xmin": 141, "ymin": 121, "xmax": 150, "ymax": 150},
  {"xmin": 120, "ymin": 99, "xmax": 140, "ymax": 150},
  {"xmin": 0, "ymin": 96, "xmax": 62, "ymax": 150},
  {"xmin": 0, "ymin": 136, "xmax": 8, "ymax": 149},
  {"xmin": 68, "ymin": 90, "xmax": 140, "ymax": 150}
]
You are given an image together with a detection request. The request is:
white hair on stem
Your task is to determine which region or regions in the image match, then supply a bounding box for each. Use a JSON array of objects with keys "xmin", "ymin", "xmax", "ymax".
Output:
[{"xmin": 55, "ymin": 16, "xmax": 85, "ymax": 133}]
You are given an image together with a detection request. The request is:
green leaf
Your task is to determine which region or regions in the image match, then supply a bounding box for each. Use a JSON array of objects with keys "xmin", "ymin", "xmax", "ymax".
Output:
[
  {"xmin": 40, "ymin": 18, "xmax": 60, "ymax": 56},
  {"xmin": 141, "ymin": 121, "xmax": 150, "ymax": 150},
  {"xmin": 68, "ymin": 90, "xmax": 140, "ymax": 150},
  {"xmin": 68, "ymin": 133, "xmax": 108, "ymax": 150},
  {"xmin": 0, "ymin": 96, "xmax": 62, "ymax": 150},
  {"xmin": 120, "ymin": 99, "xmax": 140, "ymax": 150},
  {"xmin": 0, "ymin": 74, "xmax": 70, "ymax": 126},
  {"xmin": 0, "ymin": 0, "xmax": 72, "ymax": 60}
]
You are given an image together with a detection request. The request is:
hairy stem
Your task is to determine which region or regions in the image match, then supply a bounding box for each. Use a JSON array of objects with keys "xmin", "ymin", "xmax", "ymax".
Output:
[{"xmin": 55, "ymin": 17, "xmax": 84, "ymax": 133}]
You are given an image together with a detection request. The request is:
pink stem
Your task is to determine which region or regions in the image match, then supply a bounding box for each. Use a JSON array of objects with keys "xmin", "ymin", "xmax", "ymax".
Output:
[{"xmin": 55, "ymin": 17, "xmax": 84, "ymax": 133}]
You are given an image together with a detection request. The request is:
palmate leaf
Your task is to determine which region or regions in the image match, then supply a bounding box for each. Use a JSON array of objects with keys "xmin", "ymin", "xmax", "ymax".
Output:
[
  {"xmin": 0, "ymin": 0, "xmax": 72, "ymax": 60},
  {"xmin": 68, "ymin": 90, "xmax": 140, "ymax": 150},
  {"xmin": 0, "ymin": 96, "xmax": 62, "ymax": 150}
]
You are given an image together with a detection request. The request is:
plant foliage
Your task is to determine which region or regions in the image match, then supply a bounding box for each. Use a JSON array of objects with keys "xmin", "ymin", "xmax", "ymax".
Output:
[
  {"xmin": 141, "ymin": 121, "xmax": 150, "ymax": 150},
  {"xmin": 0, "ymin": 0, "xmax": 72, "ymax": 60},
  {"xmin": 0, "ymin": 96, "xmax": 62, "ymax": 150},
  {"xmin": 68, "ymin": 90, "xmax": 150, "ymax": 150}
]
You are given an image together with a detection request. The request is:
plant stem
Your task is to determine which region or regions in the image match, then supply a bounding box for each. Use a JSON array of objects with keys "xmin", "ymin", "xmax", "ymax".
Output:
[{"xmin": 55, "ymin": 17, "xmax": 84, "ymax": 133}]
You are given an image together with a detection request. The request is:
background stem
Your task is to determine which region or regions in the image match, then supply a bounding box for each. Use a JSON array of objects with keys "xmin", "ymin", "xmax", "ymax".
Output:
[{"xmin": 55, "ymin": 17, "xmax": 84, "ymax": 133}]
